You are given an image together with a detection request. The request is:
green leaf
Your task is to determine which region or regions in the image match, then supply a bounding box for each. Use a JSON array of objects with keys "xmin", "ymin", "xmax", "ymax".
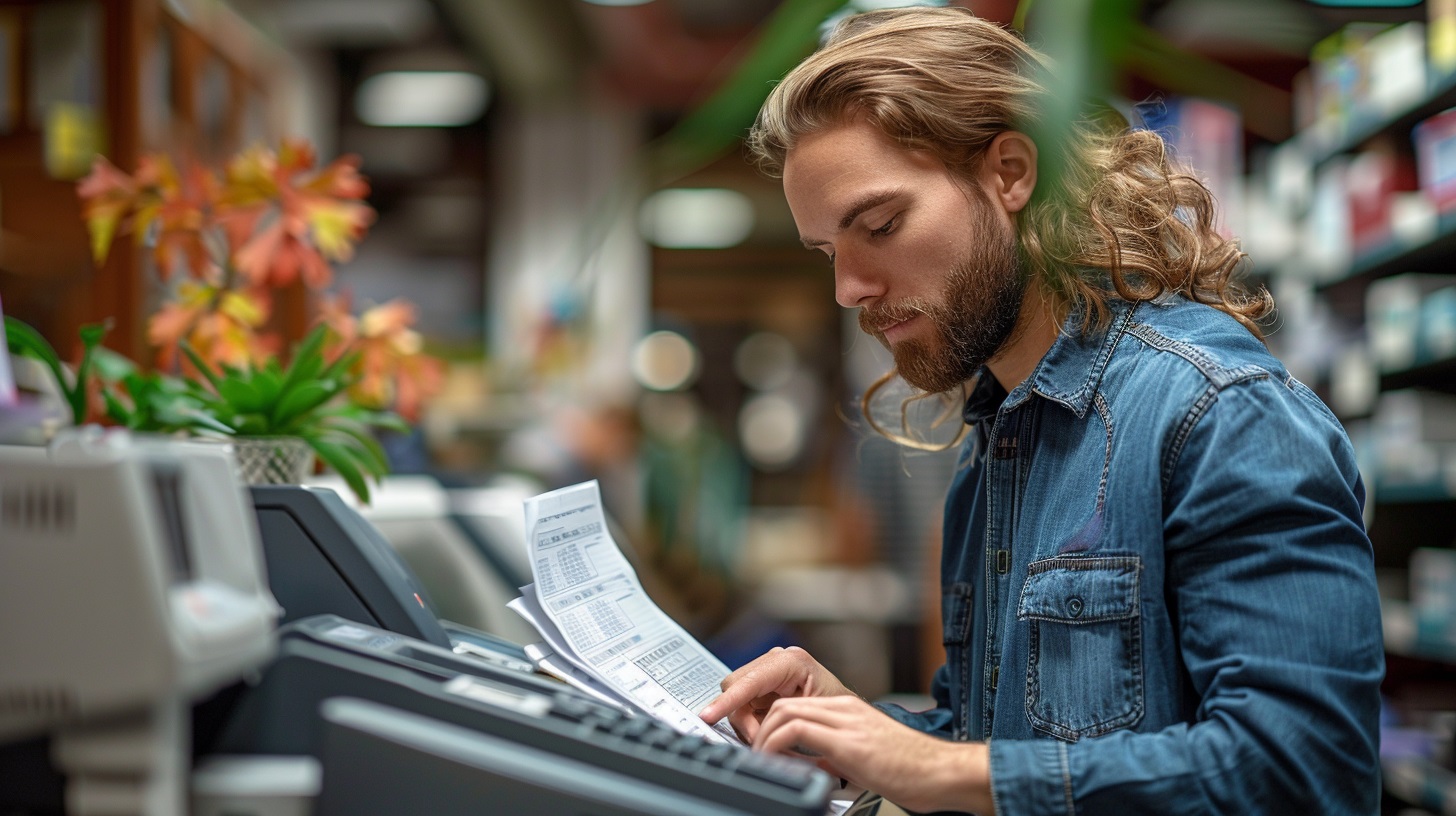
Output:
[
  {"xmin": 318, "ymin": 347, "xmax": 361, "ymax": 387},
  {"xmin": 5, "ymin": 316, "xmax": 72, "ymax": 404},
  {"xmin": 272, "ymin": 380, "xmax": 340, "ymax": 430},
  {"xmin": 102, "ymin": 389, "xmax": 133, "ymax": 426},
  {"xmin": 318, "ymin": 416, "xmax": 390, "ymax": 476},
  {"xmin": 303, "ymin": 431, "xmax": 372, "ymax": 504},
  {"xmin": 216, "ymin": 377, "xmax": 269, "ymax": 415},
  {"xmin": 91, "ymin": 347, "xmax": 137, "ymax": 383},
  {"xmin": 180, "ymin": 342, "xmax": 225, "ymax": 393},
  {"xmin": 70, "ymin": 321, "xmax": 111, "ymax": 423},
  {"xmin": 280, "ymin": 325, "xmax": 330, "ymax": 394},
  {"xmin": 249, "ymin": 366, "xmax": 285, "ymax": 413},
  {"xmin": 233, "ymin": 412, "xmax": 271, "ymax": 436},
  {"xmin": 316, "ymin": 404, "xmax": 410, "ymax": 436},
  {"xmin": 163, "ymin": 405, "xmax": 236, "ymax": 435}
]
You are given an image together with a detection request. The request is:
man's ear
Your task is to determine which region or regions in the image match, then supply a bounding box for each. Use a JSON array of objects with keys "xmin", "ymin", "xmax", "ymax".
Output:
[{"xmin": 983, "ymin": 131, "xmax": 1037, "ymax": 214}]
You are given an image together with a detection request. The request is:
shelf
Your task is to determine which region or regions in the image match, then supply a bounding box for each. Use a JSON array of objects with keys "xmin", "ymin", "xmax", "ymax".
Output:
[
  {"xmin": 1376, "ymin": 481, "xmax": 1456, "ymax": 504},
  {"xmin": 1381, "ymin": 356, "xmax": 1456, "ymax": 395},
  {"xmin": 1315, "ymin": 210, "xmax": 1456, "ymax": 319},
  {"xmin": 1302, "ymin": 69, "xmax": 1456, "ymax": 169}
]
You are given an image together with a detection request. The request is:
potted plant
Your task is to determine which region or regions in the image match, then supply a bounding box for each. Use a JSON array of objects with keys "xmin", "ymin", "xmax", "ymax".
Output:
[{"xmin": 61, "ymin": 138, "xmax": 442, "ymax": 502}]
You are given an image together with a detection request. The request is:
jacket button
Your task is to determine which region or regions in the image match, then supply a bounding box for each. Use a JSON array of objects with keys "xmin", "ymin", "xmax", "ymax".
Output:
[{"xmin": 1067, "ymin": 597, "xmax": 1084, "ymax": 617}]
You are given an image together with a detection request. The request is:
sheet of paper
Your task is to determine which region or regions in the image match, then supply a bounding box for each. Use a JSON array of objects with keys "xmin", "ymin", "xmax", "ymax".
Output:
[
  {"xmin": 524, "ymin": 481, "xmax": 741, "ymax": 744},
  {"xmin": 508, "ymin": 587, "xmax": 604, "ymax": 681},
  {"xmin": 521, "ymin": 641, "xmax": 638, "ymax": 714}
]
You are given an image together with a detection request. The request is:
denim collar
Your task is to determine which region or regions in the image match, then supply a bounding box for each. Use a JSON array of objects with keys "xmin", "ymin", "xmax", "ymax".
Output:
[{"xmin": 962, "ymin": 297, "xmax": 1137, "ymax": 425}]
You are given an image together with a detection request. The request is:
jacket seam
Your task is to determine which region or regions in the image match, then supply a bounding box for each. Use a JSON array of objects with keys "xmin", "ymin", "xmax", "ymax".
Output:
[
  {"xmin": 1092, "ymin": 393, "xmax": 1113, "ymax": 515},
  {"xmin": 1059, "ymin": 740, "xmax": 1075, "ymax": 816},
  {"xmin": 1124, "ymin": 323, "xmax": 1270, "ymax": 390}
]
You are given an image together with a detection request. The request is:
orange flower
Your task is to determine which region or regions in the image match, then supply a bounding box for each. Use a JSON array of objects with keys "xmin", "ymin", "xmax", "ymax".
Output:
[
  {"xmin": 318, "ymin": 295, "xmax": 443, "ymax": 422},
  {"xmin": 77, "ymin": 156, "xmax": 138, "ymax": 265},
  {"xmin": 224, "ymin": 140, "xmax": 375, "ymax": 289},
  {"xmin": 147, "ymin": 279, "xmax": 270, "ymax": 370}
]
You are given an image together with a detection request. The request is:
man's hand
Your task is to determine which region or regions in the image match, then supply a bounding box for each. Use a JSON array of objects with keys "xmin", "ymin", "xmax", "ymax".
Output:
[
  {"xmin": 699, "ymin": 646, "xmax": 854, "ymax": 743},
  {"xmin": 755, "ymin": 696, "xmax": 995, "ymax": 815}
]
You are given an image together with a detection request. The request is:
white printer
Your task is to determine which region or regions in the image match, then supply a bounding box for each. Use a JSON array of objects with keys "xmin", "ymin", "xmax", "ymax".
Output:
[{"xmin": 0, "ymin": 429, "xmax": 280, "ymax": 815}]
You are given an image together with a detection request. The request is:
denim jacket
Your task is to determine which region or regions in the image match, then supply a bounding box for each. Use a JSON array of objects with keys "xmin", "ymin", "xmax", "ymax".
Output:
[{"xmin": 879, "ymin": 295, "xmax": 1384, "ymax": 814}]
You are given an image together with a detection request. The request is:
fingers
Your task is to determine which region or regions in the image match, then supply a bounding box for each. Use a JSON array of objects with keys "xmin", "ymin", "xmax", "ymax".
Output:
[
  {"xmin": 755, "ymin": 695, "xmax": 859, "ymax": 745},
  {"xmin": 700, "ymin": 648, "xmax": 803, "ymax": 723}
]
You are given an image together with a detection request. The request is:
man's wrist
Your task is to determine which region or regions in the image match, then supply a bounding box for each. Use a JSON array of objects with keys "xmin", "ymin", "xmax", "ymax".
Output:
[{"xmin": 930, "ymin": 740, "xmax": 995, "ymax": 814}]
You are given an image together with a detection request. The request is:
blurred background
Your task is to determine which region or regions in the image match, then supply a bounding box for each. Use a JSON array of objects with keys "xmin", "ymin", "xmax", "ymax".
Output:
[{"xmin": 1, "ymin": 0, "xmax": 1455, "ymax": 810}]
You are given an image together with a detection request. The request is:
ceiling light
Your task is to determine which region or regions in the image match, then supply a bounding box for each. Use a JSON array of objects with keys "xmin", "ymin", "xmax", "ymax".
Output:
[
  {"xmin": 356, "ymin": 71, "xmax": 489, "ymax": 127},
  {"xmin": 639, "ymin": 188, "xmax": 754, "ymax": 249}
]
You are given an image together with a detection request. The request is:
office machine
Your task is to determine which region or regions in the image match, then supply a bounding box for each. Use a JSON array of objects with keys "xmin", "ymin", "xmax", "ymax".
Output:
[
  {"xmin": 247, "ymin": 484, "xmax": 532, "ymax": 669},
  {"xmin": 208, "ymin": 615, "xmax": 832, "ymax": 816},
  {"xmin": 315, "ymin": 697, "xmax": 757, "ymax": 816},
  {"xmin": 306, "ymin": 474, "xmax": 536, "ymax": 643},
  {"xmin": 0, "ymin": 430, "xmax": 279, "ymax": 815}
]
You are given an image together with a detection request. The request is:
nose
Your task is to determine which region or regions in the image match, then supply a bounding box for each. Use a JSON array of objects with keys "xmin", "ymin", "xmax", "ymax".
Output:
[{"xmin": 833, "ymin": 253, "xmax": 885, "ymax": 309}]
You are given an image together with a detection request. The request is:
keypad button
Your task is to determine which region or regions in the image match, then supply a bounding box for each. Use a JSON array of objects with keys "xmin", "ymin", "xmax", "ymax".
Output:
[
  {"xmin": 695, "ymin": 744, "xmax": 738, "ymax": 767},
  {"xmin": 641, "ymin": 726, "xmax": 679, "ymax": 748},
  {"xmin": 670, "ymin": 735, "xmax": 705, "ymax": 757},
  {"xmin": 611, "ymin": 716, "xmax": 653, "ymax": 739},
  {"xmin": 734, "ymin": 754, "xmax": 817, "ymax": 788}
]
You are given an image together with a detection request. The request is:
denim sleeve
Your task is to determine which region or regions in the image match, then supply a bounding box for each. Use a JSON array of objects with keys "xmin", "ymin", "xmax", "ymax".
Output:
[
  {"xmin": 873, "ymin": 663, "xmax": 956, "ymax": 737},
  {"xmin": 990, "ymin": 377, "xmax": 1384, "ymax": 815}
]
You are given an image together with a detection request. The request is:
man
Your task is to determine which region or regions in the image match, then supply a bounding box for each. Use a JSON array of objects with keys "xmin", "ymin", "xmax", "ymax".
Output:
[{"xmin": 699, "ymin": 7, "xmax": 1383, "ymax": 814}]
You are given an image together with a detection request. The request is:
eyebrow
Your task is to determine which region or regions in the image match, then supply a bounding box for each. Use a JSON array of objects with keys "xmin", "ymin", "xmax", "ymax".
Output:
[{"xmin": 800, "ymin": 187, "xmax": 904, "ymax": 248}]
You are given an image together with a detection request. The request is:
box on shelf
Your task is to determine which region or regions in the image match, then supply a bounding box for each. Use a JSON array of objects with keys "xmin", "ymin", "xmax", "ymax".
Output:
[
  {"xmin": 1419, "ymin": 286, "xmax": 1456, "ymax": 361},
  {"xmin": 1367, "ymin": 23, "xmax": 1427, "ymax": 118},
  {"xmin": 1432, "ymin": 0, "xmax": 1456, "ymax": 76},
  {"xmin": 1409, "ymin": 548, "xmax": 1456, "ymax": 662},
  {"xmin": 1370, "ymin": 390, "xmax": 1456, "ymax": 494},
  {"xmin": 1347, "ymin": 148, "xmax": 1419, "ymax": 256},
  {"xmin": 1309, "ymin": 23, "xmax": 1395, "ymax": 135},
  {"xmin": 1367, "ymin": 274, "xmax": 1456, "ymax": 370},
  {"xmin": 1413, "ymin": 107, "xmax": 1456, "ymax": 211}
]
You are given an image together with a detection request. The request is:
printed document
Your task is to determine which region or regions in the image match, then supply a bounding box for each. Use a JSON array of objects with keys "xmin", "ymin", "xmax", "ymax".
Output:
[{"xmin": 510, "ymin": 480, "xmax": 742, "ymax": 744}]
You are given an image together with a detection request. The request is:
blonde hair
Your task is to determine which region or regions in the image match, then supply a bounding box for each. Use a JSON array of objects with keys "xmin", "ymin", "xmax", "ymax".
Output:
[{"xmin": 749, "ymin": 7, "xmax": 1272, "ymax": 448}]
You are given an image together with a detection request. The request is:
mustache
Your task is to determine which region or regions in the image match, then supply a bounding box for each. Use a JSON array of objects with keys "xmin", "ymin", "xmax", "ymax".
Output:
[{"xmin": 859, "ymin": 299, "xmax": 932, "ymax": 335}]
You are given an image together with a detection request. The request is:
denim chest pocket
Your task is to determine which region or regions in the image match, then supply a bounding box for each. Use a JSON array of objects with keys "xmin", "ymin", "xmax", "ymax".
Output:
[{"xmin": 1017, "ymin": 554, "xmax": 1144, "ymax": 741}]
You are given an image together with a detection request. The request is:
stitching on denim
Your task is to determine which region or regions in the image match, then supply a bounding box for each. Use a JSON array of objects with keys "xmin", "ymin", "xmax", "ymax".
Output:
[
  {"xmin": 1033, "ymin": 302, "xmax": 1138, "ymax": 417},
  {"xmin": 1125, "ymin": 323, "xmax": 1271, "ymax": 391},
  {"xmin": 1059, "ymin": 741, "xmax": 1075, "ymax": 816},
  {"xmin": 981, "ymin": 409, "xmax": 1013, "ymax": 738},
  {"xmin": 1093, "ymin": 393, "xmax": 1113, "ymax": 515},
  {"xmin": 1162, "ymin": 385, "xmax": 1217, "ymax": 494},
  {"xmin": 1125, "ymin": 322, "xmax": 1220, "ymax": 378}
]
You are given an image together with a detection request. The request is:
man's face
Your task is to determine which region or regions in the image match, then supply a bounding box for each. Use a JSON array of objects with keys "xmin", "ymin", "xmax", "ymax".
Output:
[{"xmin": 783, "ymin": 119, "xmax": 1025, "ymax": 393}]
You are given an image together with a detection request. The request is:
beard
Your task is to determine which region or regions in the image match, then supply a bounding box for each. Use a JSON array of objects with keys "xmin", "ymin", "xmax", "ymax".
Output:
[{"xmin": 858, "ymin": 199, "xmax": 1026, "ymax": 394}]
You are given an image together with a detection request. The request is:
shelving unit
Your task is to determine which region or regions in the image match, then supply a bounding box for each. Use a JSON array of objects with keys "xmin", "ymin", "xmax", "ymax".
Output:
[
  {"xmin": 1246, "ymin": 12, "xmax": 1456, "ymax": 815},
  {"xmin": 1318, "ymin": 210, "xmax": 1456, "ymax": 320}
]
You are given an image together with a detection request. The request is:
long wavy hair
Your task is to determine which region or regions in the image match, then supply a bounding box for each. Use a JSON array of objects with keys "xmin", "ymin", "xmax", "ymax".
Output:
[{"xmin": 748, "ymin": 7, "xmax": 1272, "ymax": 448}]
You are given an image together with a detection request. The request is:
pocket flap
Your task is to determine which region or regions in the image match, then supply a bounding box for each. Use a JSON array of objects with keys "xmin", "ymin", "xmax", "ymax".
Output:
[{"xmin": 1017, "ymin": 555, "xmax": 1140, "ymax": 623}]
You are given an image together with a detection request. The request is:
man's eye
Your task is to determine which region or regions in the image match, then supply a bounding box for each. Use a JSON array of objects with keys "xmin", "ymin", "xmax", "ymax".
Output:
[
  {"xmin": 870, "ymin": 217, "xmax": 897, "ymax": 237},
  {"xmin": 827, "ymin": 253, "xmax": 836, "ymax": 268}
]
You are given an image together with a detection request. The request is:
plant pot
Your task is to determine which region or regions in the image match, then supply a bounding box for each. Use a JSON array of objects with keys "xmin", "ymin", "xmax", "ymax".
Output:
[{"xmin": 231, "ymin": 436, "xmax": 315, "ymax": 485}]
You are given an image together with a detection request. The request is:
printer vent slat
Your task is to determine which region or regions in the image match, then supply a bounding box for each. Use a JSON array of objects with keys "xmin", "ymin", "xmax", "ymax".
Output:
[{"xmin": 0, "ymin": 482, "xmax": 76, "ymax": 532}]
